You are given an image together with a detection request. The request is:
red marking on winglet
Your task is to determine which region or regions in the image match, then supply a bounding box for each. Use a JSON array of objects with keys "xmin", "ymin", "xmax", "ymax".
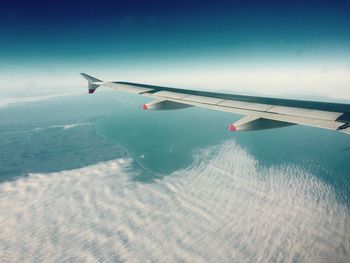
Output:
[
  {"xmin": 228, "ymin": 124, "xmax": 237, "ymax": 131},
  {"xmin": 143, "ymin": 104, "xmax": 148, "ymax": 110}
]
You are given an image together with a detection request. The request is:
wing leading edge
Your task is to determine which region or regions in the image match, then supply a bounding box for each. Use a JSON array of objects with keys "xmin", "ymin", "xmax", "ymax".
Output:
[{"xmin": 81, "ymin": 73, "xmax": 350, "ymax": 135}]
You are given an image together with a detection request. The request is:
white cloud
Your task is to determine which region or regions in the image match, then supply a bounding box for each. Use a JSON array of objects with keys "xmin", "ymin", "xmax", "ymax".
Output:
[
  {"xmin": 1, "ymin": 61, "xmax": 349, "ymax": 103},
  {"xmin": 0, "ymin": 141, "xmax": 349, "ymax": 262},
  {"xmin": 0, "ymin": 92, "xmax": 82, "ymax": 109}
]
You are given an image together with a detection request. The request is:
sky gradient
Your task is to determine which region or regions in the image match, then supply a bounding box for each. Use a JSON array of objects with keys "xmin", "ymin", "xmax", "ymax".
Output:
[{"xmin": 1, "ymin": 0, "xmax": 350, "ymax": 100}]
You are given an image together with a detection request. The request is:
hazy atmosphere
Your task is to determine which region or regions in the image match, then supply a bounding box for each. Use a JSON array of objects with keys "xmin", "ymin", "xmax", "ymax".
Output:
[
  {"xmin": 1, "ymin": 1, "xmax": 350, "ymax": 100},
  {"xmin": 1, "ymin": 1, "xmax": 350, "ymax": 262}
]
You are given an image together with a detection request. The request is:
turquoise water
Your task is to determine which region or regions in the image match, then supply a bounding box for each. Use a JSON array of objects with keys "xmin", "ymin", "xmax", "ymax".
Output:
[
  {"xmin": 0, "ymin": 92, "xmax": 125, "ymax": 182},
  {"xmin": 95, "ymin": 91, "xmax": 350, "ymax": 199},
  {"xmin": 1, "ymin": 90, "xmax": 349, "ymax": 198},
  {"xmin": 1, "ymin": 90, "xmax": 350, "ymax": 262}
]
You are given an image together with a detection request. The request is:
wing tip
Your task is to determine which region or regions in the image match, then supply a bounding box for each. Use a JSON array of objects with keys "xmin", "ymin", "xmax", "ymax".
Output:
[
  {"xmin": 80, "ymin": 73, "xmax": 102, "ymax": 83},
  {"xmin": 81, "ymin": 73, "xmax": 102, "ymax": 94}
]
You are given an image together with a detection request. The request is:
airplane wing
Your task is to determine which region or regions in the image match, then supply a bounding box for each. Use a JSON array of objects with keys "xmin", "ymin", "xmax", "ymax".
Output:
[{"xmin": 81, "ymin": 73, "xmax": 350, "ymax": 134}]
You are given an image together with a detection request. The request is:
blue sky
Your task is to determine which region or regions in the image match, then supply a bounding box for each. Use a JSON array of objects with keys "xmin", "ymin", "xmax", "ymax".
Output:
[{"xmin": 1, "ymin": 0, "xmax": 350, "ymax": 100}]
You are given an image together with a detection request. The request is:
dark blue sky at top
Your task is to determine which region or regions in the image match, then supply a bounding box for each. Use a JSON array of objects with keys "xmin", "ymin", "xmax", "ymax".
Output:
[{"xmin": 1, "ymin": 0, "xmax": 350, "ymax": 67}]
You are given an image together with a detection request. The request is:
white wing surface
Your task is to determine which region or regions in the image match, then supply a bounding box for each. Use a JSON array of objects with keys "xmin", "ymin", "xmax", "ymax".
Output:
[{"xmin": 81, "ymin": 73, "xmax": 350, "ymax": 134}]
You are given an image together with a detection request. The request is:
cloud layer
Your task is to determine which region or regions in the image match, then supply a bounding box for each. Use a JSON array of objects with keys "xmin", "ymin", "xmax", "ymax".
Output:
[{"xmin": 0, "ymin": 141, "xmax": 349, "ymax": 262}]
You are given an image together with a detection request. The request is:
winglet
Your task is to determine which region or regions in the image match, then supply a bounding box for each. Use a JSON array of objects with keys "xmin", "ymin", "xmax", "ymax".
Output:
[{"xmin": 80, "ymin": 73, "xmax": 102, "ymax": 94}]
